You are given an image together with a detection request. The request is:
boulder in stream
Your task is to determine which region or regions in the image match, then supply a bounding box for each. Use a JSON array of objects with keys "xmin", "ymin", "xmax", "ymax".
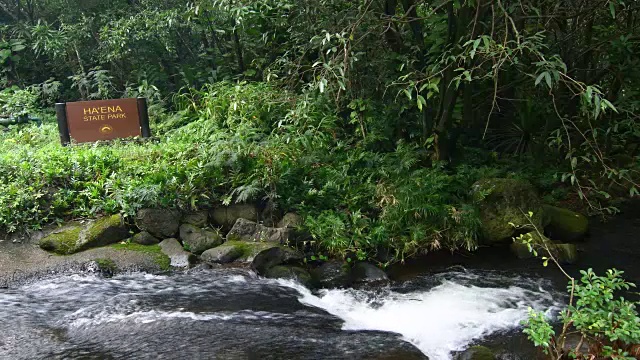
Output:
[
  {"xmin": 264, "ymin": 265, "xmax": 314, "ymax": 288},
  {"xmin": 311, "ymin": 260, "xmax": 351, "ymax": 288},
  {"xmin": 136, "ymin": 208, "xmax": 181, "ymax": 238},
  {"xmin": 159, "ymin": 238, "xmax": 195, "ymax": 268},
  {"xmin": 510, "ymin": 231, "xmax": 578, "ymax": 264},
  {"xmin": 179, "ymin": 224, "xmax": 223, "ymax": 255},
  {"xmin": 472, "ymin": 178, "xmax": 543, "ymax": 244},
  {"xmin": 251, "ymin": 246, "xmax": 304, "ymax": 275},
  {"xmin": 200, "ymin": 244, "xmax": 245, "ymax": 264},
  {"xmin": 456, "ymin": 346, "xmax": 496, "ymax": 360},
  {"xmin": 351, "ymin": 262, "xmax": 389, "ymax": 285},
  {"xmin": 543, "ymin": 205, "xmax": 588, "ymax": 242},
  {"xmin": 227, "ymin": 218, "xmax": 290, "ymax": 244}
]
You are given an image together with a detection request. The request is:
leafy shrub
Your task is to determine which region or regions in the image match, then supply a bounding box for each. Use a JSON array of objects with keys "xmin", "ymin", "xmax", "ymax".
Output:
[{"xmin": 524, "ymin": 269, "xmax": 640, "ymax": 359}]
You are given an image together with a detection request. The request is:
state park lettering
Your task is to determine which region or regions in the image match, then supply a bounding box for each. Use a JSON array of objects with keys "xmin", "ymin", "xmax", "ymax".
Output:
[{"xmin": 83, "ymin": 105, "xmax": 127, "ymax": 121}]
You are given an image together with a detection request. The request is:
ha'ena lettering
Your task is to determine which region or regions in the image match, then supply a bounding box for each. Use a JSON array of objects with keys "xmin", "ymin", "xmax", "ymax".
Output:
[{"xmin": 83, "ymin": 105, "xmax": 127, "ymax": 121}]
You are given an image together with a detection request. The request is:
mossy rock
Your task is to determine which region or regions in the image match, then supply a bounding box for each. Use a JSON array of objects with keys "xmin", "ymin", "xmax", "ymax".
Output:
[
  {"xmin": 39, "ymin": 224, "xmax": 83, "ymax": 255},
  {"xmin": 76, "ymin": 214, "xmax": 130, "ymax": 252},
  {"xmin": 200, "ymin": 244, "xmax": 245, "ymax": 264},
  {"xmin": 131, "ymin": 231, "xmax": 160, "ymax": 245},
  {"xmin": 457, "ymin": 346, "xmax": 496, "ymax": 360},
  {"xmin": 179, "ymin": 224, "xmax": 223, "ymax": 255},
  {"xmin": 93, "ymin": 258, "xmax": 117, "ymax": 277},
  {"xmin": 40, "ymin": 215, "xmax": 130, "ymax": 255},
  {"xmin": 510, "ymin": 231, "xmax": 549, "ymax": 259},
  {"xmin": 226, "ymin": 241, "xmax": 275, "ymax": 261},
  {"xmin": 311, "ymin": 261, "xmax": 351, "ymax": 288},
  {"xmin": 110, "ymin": 243, "xmax": 171, "ymax": 271},
  {"xmin": 264, "ymin": 265, "xmax": 314, "ymax": 288},
  {"xmin": 555, "ymin": 243, "xmax": 578, "ymax": 264},
  {"xmin": 510, "ymin": 231, "xmax": 578, "ymax": 264},
  {"xmin": 472, "ymin": 178, "xmax": 543, "ymax": 244},
  {"xmin": 543, "ymin": 205, "xmax": 588, "ymax": 243}
]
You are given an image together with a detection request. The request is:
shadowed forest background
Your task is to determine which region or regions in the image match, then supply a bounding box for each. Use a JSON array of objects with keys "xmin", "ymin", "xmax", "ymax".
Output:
[{"xmin": 0, "ymin": 0, "xmax": 638, "ymax": 263}]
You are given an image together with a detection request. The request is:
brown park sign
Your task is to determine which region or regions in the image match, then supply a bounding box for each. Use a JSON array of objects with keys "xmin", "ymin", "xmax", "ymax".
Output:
[{"xmin": 55, "ymin": 98, "xmax": 151, "ymax": 145}]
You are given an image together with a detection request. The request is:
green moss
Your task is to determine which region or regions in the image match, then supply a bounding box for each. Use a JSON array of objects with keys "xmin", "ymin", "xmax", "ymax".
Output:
[
  {"xmin": 87, "ymin": 214, "xmax": 122, "ymax": 240},
  {"xmin": 465, "ymin": 346, "xmax": 496, "ymax": 360},
  {"xmin": 224, "ymin": 241, "xmax": 273, "ymax": 260},
  {"xmin": 110, "ymin": 243, "xmax": 171, "ymax": 271},
  {"xmin": 94, "ymin": 258, "xmax": 117, "ymax": 272},
  {"xmin": 543, "ymin": 205, "xmax": 588, "ymax": 242},
  {"xmin": 39, "ymin": 225, "xmax": 82, "ymax": 255},
  {"xmin": 555, "ymin": 243, "xmax": 578, "ymax": 264},
  {"xmin": 473, "ymin": 178, "xmax": 543, "ymax": 244}
]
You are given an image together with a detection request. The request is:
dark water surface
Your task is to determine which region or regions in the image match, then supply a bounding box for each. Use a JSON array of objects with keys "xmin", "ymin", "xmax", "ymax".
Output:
[{"xmin": 0, "ymin": 266, "xmax": 562, "ymax": 360}]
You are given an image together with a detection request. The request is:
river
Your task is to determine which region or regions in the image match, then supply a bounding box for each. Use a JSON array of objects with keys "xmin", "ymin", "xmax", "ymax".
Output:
[{"xmin": 0, "ymin": 203, "xmax": 638, "ymax": 360}]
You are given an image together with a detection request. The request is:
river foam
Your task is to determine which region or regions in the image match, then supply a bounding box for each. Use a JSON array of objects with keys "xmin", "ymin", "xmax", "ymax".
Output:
[{"xmin": 278, "ymin": 271, "xmax": 561, "ymax": 360}]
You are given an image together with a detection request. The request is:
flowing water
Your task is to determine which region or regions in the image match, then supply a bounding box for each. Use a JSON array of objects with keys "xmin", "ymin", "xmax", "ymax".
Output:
[
  {"xmin": 4, "ymin": 202, "xmax": 639, "ymax": 360},
  {"xmin": 0, "ymin": 266, "xmax": 562, "ymax": 360}
]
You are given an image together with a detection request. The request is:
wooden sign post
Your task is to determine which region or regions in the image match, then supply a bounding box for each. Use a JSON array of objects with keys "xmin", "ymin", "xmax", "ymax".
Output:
[{"xmin": 55, "ymin": 98, "xmax": 151, "ymax": 145}]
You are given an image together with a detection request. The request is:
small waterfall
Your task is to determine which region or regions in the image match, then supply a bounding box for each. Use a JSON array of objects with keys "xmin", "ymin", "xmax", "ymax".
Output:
[
  {"xmin": 0, "ymin": 268, "xmax": 562, "ymax": 360},
  {"xmin": 278, "ymin": 270, "xmax": 562, "ymax": 360}
]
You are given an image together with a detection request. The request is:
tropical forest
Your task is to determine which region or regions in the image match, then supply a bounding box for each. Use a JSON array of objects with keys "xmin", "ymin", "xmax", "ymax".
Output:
[{"xmin": 0, "ymin": 1, "xmax": 639, "ymax": 359}]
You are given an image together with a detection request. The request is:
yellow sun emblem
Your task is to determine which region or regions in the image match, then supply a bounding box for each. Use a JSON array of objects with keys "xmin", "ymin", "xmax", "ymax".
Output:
[{"xmin": 100, "ymin": 124, "xmax": 114, "ymax": 134}]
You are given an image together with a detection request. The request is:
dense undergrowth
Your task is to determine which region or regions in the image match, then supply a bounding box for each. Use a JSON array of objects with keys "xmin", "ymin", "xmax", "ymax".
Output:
[{"xmin": 0, "ymin": 82, "xmax": 567, "ymax": 263}]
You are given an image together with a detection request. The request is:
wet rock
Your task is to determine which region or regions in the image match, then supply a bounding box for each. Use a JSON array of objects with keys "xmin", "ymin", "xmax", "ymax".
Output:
[
  {"xmin": 159, "ymin": 238, "xmax": 195, "ymax": 268},
  {"xmin": 39, "ymin": 224, "xmax": 83, "ymax": 255},
  {"xmin": 510, "ymin": 231, "xmax": 578, "ymax": 264},
  {"xmin": 264, "ymin": 265, "xmax": 314, "ymax": 288},
  {"xmin": 40, "ymin": 215, "xmax": 130, "ymax": 255},
  {"xmin": 227, "ymin": 218, "xmax": 290, "ymax": 244},
  {"xmin": 201, "ymin": 244, "xmax": 245, "ymax": 264},
  {"xmin": 89, "ymin": 258, "xmax": 117, "ymax": 278},
  {"xmin": 351, "ymin": 262, "xmax": 389, "ymax": 285},
  {"xmin": 457, "ymin": 346, "xmax": 496, "ymax": 360},
  {"xmin": 131, "ymin": 231, "xmax": 160, "ymax": 245},
  {"xmin": 210, "ymin": 204, "xmax": 258, "ymax": 231},
  {"xmin": 472, "ymin": 178, "xmax": 543, "ymax": 244},
  {"xmin": 251, "ymin": 246, "xmax": 304, "ymax": 275},
  {"xmin": 510, "ymin": 231, "xmax": 546, "ymax": 260},
  {"xmin": 277, "ymin": 212, "xmax": 303, "ymax": 228},
  {"xmin": 179, "ymin": 224, "xmax": 223, "ymax": 255},
  {"xmin": 136, "ymin": 208, "xmax": 181, "ymax": 238},
  {"xmin": 311, "ymin": 261, "xmax": 351, "ymax": 288},
  {"xmin": 182, "ymin": 211, "xmax": 209, "ymax": 228},
  {"xmin": 555, "ymin": 243, "xmax": 578, "ymax": 264},
  {"xmin": 543, "ymin": 205, "xmax": 588, "ymax": 242}
]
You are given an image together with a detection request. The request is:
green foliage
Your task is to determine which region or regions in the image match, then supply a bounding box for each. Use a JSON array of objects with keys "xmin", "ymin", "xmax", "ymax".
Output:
[
  {"xmin": 0, "ymin": 0, "xmax": 637, "ymax": 261},
  {"xmin": 524, "ymin": 269, "xmax": 640, "ymax": 359},
  {"xmin": 523, "ymin": 308, "xmax": 555, "ymax": 353},
  {"xmin": 0, "ymin": 82, "xmax": 485, "ymax": 264}
]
